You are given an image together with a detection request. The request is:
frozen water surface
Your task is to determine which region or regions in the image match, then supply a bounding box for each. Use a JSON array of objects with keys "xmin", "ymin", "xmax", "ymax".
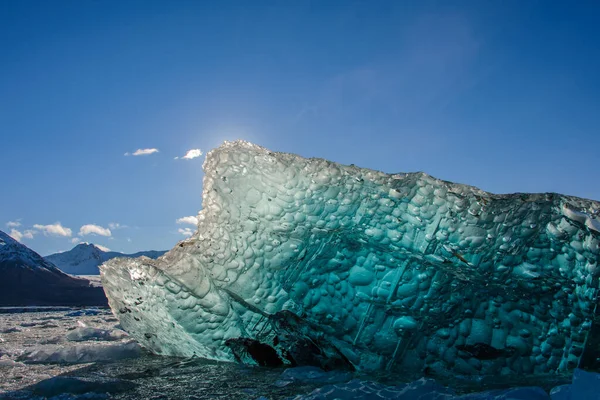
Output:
[
  {"xmin": 0, "ymin": 310, "xmax": 354, "ymax": 399},
  {"xmin": 0, "ymin": 308, "xmax": 140, "ymax": 393},
  {"xmin": 2, "ymin": 309, "xmax": 599, "ymax": 399}
]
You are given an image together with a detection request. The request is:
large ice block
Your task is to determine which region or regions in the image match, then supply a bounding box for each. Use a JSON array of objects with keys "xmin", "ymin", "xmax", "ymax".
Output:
[{"xmin": 101, "ymin": 141, "xmax": 600, "ymax": 377}]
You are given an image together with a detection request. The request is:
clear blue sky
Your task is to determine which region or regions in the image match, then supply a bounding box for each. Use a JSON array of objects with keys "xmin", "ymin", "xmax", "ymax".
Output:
[{"xmin": 1, "ymin": 0, "xmax": 599, "ymax": 256}]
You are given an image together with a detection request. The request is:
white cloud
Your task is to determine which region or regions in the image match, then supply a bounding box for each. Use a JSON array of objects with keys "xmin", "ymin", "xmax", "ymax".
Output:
[
  {"xmin": 126, "ymin": 148, "xmax": 159, "ymax": 156},
  {"xmin": 79, "ymin": 224, "xmax": 112, "ymax": 237},
  {"xmin": 9, "ymin": 229, "xmax": 23, "ymax": 242},
  {"xmin": 176, "ymin": 216, "xmax": 198, "ymax": 226},
  {"xmin": 8, "ymin": 228, "xmax": 34, "ymax": 241},
  {"xmin": 175, "ymin": 149, "xmax": 203, "ymax": 160},
  {"xmin": 178, "ymin": 227, "xmax": 194, "ymax": 237},
  {"xmin": 6, "ymin": 221, "xmax": 21, "ymax": 228},
  {"xmin": 33, "ymin": 223, "xmax": 72, "ymax": 237},
  {"xmin": 95, "ymin": 244, "xmax": 111, "ymax": 252},
  {"xmin": 71, "ymin": 237, "xmax": 81, "ymax": 244}
]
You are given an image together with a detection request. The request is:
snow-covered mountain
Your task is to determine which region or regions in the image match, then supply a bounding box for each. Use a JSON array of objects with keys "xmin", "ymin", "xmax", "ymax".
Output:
[
  {"xmin": 45, "ymin": 243, "xmax": 167, "ymax": 275},
  {"xmin": 0, "ymin": 230, "xmax": 107, "ymax": 306}
]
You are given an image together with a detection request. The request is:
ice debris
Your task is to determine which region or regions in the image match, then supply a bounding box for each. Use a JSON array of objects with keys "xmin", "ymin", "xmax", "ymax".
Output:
[
  {"xmin": 66, "ymin": 326, "xmax": 128, "ymax": 342},
  {"xmin": 101, "ymin": 140, "xmax": 600, "ymax": 377},
  {"xmin": 30, "ymin": 376, "xmax": 136, "ymax": 398},
  {"xmin": 0, "ymin": 355, "xmax": 25, "ymax": 367},
  {"xmin": 64, "ymin": 309, "xmax": 105, "ymax": 317},
  {"xmin": 18, "ymin": 341, "xmax": 142, "ymax": 364}
]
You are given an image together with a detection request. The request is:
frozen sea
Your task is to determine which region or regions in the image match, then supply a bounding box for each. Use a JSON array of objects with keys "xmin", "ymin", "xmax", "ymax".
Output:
[
  {"xmin": 0, "ymin": 308, "xmax": 595, "ymax": 400},
  {"xmin": 0, "ymin": 307, "xmax": 320, "ymax": 399}
]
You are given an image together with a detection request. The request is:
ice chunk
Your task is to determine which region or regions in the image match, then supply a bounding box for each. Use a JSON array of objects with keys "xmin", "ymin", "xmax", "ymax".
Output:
[
  {"xmin": 65, "ymin": 309, "xmax": 105, "ymax": 317},
  {"xmin": 66, "ymin": 327, "xmax": 128, "ymax": 342},
  {"xmin": 0, "ymin": 356, "xmax": 25, "ymax": 367},
  {"xmin": 30, "ymin": 376, "xmax": 136, "ymax": 397},
  {"xmin": 101, "ymin": 140, "xmax": 600, "ymax": 377},
  {"xmin": 19, "ymin": 341, "xmax": 142, "ymax": 363},
  {"xmin": 0, "ymin": 327, "xmax": 21, "ymax": 334}
]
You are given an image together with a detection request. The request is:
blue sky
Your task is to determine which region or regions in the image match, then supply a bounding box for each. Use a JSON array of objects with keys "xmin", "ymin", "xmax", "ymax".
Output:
[{"xmin": 1, "ymin": 0, "xmax": 599, "ymax": 256}]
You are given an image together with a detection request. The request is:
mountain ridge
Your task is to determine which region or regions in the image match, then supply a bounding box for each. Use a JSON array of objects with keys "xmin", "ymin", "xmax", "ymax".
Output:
[
  {"xmin": 0, "ymin": 230, "xmax": 107, "ymax": 306},
  {"xmin": 45, "ymin": 243, "xmax": 167, "ymax": 275}
]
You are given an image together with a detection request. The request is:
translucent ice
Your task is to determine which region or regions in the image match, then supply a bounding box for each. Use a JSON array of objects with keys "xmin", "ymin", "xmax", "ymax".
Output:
[{"xmin": 101, "ymin": 141, "xmax": 600, "ymax": 377}]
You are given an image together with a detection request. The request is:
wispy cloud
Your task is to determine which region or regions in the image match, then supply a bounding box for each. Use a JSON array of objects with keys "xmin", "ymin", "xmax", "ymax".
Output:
[
  {"xmin": 174, "ymin": 149, "xmax": 203, "ymax": 160},
  {"xmin": 71, "ymin": 237, "xmax": 81, "ymax": 244},
  {"xmin": 79, "ymin": 224, "xmax": 112, "ymax": 237},
  {"xmin": 7, "ymin": 222, "xmax": 35, "ymax": 241},
  {"xmin": 95, "ymin": 244, "xmax": 111, "ymax": 252},
  {"xmin": 108, "ymin": 222, "xmax": 126, "ymax": 230},
  {"xmin": 176, "ymin": 216, "xmax": 198, "ymax": 226},
  {"xmin": 178, "ymin": 227, "xmax": 194, "ymax": 237},
  {"xmin": 125, "ymin": 148, "xmax": 159, "ymax": 156},
  {"xmin": 33, "ymin": 223, "xmax": 72, "ymax": 237}
]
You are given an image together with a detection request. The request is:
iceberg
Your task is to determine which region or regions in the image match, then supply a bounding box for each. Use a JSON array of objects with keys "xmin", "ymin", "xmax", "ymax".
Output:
[{"xmin": 101, "ymin": 141, "xmax": 600, "ymax": 377}]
